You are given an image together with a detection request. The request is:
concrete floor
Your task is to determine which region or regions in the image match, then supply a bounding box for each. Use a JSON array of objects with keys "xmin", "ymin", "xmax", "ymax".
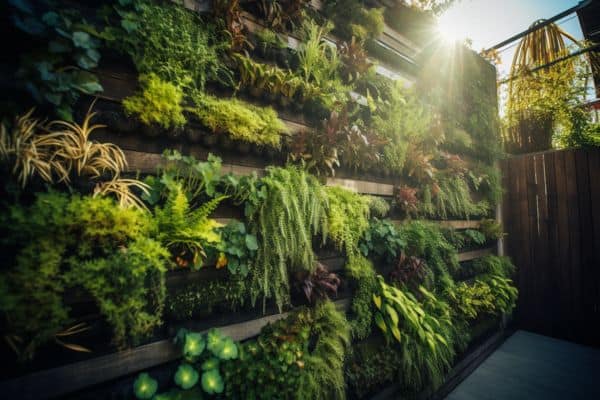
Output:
[{"xmin": 446, "ymin": 330, "xmax": 600, "ymax": 400}]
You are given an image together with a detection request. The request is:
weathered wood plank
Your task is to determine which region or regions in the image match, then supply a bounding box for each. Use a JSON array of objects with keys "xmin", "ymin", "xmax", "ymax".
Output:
[
  {"xmin": 457, "ymin": 247, "xmax": 496, "ymax": 262},
  {"xmin": 0, "ymin": 299, "xmax": 350, "ymax": 400},
  {"xmin": 390, "ymin": 219, "xmax": 482, "ymax": 229},
  {"xmin": 326, "ymin": 176, "xmax": 394, "ymax": 195}
]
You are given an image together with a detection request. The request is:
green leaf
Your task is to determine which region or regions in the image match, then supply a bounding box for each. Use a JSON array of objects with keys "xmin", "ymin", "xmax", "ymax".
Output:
[
  {"xmin": 174, "ymin": 364, "xmax": 199, "ymax": 390},
  {"xmin": 373, "ymin": 294, "xmax": 382, "ymax": 309},
  {"xmin": 121, "ymin": 18, "xmax": 139, "ymax": 33},
  {"xmin": 206, "ymin": 329, "xmax": 224, "ymax": 355},
  {"xmin": 374, "ymin": 311, "xmax": 387, "ymax": 333},
  {"xmin": 245, "ymin": 234, "xmax": 258, "ymax": 251},
  {"xmin": 217, "ymin": 338, "xmax": 238, "ymax": 360},
  {"xmin": 133, "ymin": 372, "xmax": 157, "ymax": 399},
  {"xmin": 201, "ymin": 369, "xmax": 224, "ymax": 394},
  {"xmin": 391, "ymin": 325, "xmax": 402, "ymax": 342},
  {"xmin": 72, "ymin": 31, "xmax": 91, "ymax": 48},
  {"xmin": 72, "ymin": 71, "xmax": 102, "ymax": 94},
  {"xmin": 182, "ymin": 332, "xmax": 205, "ymax": 360},
  {"xmin": 385, "ymin": 304, "xmax": 399, "ymax": 325},
  {"xmin": 41, "ymin": 11, "xmax": 60, "ymax": 27}
]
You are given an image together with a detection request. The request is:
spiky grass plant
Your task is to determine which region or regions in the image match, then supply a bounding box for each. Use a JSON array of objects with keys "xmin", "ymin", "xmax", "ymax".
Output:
[
  {"xmin": 1, "ymin": 105, "xmax": 148, "ymax": 209},
  {"xmin": 1, "ymin": 109, "xmax": 71, "ymax": 186}
]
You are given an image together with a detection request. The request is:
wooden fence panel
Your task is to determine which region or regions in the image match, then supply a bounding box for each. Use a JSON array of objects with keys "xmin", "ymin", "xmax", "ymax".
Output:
[{"xmin": 501, "ymin": 148, "xmax": 600, "ymax": 347}]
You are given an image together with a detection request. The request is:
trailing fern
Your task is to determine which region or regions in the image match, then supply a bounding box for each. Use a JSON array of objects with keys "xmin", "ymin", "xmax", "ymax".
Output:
[{"xmin": 229, "ymin": 166, "xmax": 329, "ymax": 311}]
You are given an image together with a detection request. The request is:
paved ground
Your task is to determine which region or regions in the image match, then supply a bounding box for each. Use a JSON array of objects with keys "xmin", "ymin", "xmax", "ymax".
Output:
[{"xmin": 445, "ymin": 330, "xmax": 600, "ymax": 400}]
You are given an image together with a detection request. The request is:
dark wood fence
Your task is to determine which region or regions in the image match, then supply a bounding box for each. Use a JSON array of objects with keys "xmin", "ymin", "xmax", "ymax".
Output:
[{"xmin": 501, "ymin": 147, "xmax": 600, "ymax": 347}]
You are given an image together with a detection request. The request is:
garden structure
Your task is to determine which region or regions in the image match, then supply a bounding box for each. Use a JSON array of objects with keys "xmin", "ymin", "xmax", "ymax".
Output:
[{"xmin": 0, "ymin": 0, "xmax": 578, "ymax": 399}]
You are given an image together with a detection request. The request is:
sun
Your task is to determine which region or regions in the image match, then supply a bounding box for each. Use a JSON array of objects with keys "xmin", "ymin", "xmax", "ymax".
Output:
[{"xmin": 436, "ymin": 7, "xmax": 468, "ymax": 43}]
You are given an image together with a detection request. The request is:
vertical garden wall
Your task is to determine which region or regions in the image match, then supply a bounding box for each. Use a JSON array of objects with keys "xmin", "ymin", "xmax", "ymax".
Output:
[{"xmin": 0, "ymin": 1, "xmax": 517, "ymax": 399}]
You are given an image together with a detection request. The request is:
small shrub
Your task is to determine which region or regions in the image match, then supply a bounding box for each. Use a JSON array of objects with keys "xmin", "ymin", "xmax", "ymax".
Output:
[{"xmin": 123, "ymin": 73, "xmax": 186, "ymax": 129}]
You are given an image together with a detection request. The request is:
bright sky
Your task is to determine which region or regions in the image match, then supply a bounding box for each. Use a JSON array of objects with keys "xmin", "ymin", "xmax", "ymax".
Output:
[{"xmin": 437, "ymin": 0, "xmax": 584, "ymax": 78}]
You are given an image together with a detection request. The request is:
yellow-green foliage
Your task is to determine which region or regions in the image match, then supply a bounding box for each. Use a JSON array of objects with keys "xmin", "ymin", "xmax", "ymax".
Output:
[
  {"xmin": 326, "ymin": 186, "xmax": 370, "ymax": 257},
  {"xmin": 325, "ymin": 186, "xmax": 374, "ymax": 339},
  {"xmin": 445, "ymin": 280, "xmax": 496, "ymax": 321},
  {"xmin": 123, "ymin": 73, "xmax": 186, "ymax": 129},
  {"xmin": 0, "ymin": 192, "xmax": 167, "ymax": 360},
  {"xmin": 192, "ymin": 95, "xmax": 286, "ymax": 147},
  {"xmin": 153, "ymin": 182, "xmax": 224, "ymax": 269},
  {"xmin": 373, "ymin": 277, "xmax": 459, "ymax": 391}
]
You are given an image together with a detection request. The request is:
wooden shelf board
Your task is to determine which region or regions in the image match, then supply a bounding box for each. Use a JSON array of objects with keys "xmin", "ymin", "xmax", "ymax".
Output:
[
  {"xmin": 458, "ymin": 247, "xmax": 496, "ymax": 262},
  {"xmin": 0, "ymin": 299, "xmax": 350, "ymax": 400}
]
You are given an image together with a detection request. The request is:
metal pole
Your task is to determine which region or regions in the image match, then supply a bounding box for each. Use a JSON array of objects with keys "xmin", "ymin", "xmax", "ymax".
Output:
[{"xmin": 484, "ymin": 0, "xmax": 592, "ymax": 52}]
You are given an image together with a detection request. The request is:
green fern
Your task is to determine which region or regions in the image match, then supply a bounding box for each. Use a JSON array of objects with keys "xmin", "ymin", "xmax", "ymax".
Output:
[
  {"xmin": 296, "ymin": 300, "xmax": 351, "ymax": 400},
  {"xmin": 231, "ymin": 166, "xmax": 328, "ymax": 311},
  {"xmin": 397, "ymin": 220, "xmax": 459, "ymax": 291},
  {"xmin": 420, "ymin": 176, "xmax": 490, "ymax": 219},
  {"xmin": 154, "ymin": 182, "xmax": 224, "ymax": 269}
]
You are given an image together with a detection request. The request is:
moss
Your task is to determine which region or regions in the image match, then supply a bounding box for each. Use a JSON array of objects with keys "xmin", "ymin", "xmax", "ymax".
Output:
[
  {"xmin": 191, "ymin": 95, "xmax": 286, "ymax": 147},
  {"xmin": 0, "ymin": 192, "xmax": 167, "ymax": 359},
  {"xmin": 123, "ymin": 74, "xmax": 186, "ymax": 129}
]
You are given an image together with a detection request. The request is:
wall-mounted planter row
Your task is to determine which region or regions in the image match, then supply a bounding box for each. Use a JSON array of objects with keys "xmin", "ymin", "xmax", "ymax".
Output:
[{"xmin": 0, "ymin": 299, "xmax": 350, "ymax": 400}]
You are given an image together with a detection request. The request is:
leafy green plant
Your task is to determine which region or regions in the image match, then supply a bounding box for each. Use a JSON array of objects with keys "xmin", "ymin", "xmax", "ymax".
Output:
[
  {"xmin": 223, "ymin": 309, "xmax": 308, "ymax": 399},
  {"xmin": 468, "ymin": 255, "xmax": 516, "ymax": 279},
  {"xmin": 373, "ymin": 276, "xmax": 460, "ymax": 391},
  {"xmin": 326, "ymin": 186, "xmax": 370, "ymax": 257},
  {"xmin": 397, "ymin": 220, "xmax": 458, "ymax": 291},
  {"xmin": 153, "ymin": 182, "xmax": 224, "ymax": 269},
  {"xmin": 144, "ymin": 150, "xmax": 224, "ymax": 211},
  {"xmin": 133, "ymin": 328, "xmax": 238, "ymax": 399},
  {"xmin": 419, "ymin": 175, "xmax": 490, "ymax": 219},
  {"xmin": 227, "ymin": 166, "xmax": 329, "ymax": 310},
  {"xmin": 371, "ymin": 83, "xmax": 437, "ymax": 176},
  {"xmin": 323, "ymin": 0, "xmax": 384, "ymax": 41},
  {"xmin": 211, "ymin": 220, "xmax": 258, "ymax": 277},
  {"xmin": 224, "ymin": 300, "xmax": 349, "ymax": 399},
  {"xmin": 10, "ymin": 0, "xmax": 103, "ymax": 120},
  {"xmin": 296, "ymin": 300, "xmax": 351, "ymax": 400},
  {"xmin": 324, "ymin": 186, "xmax": 376, "ymax": 338},
  {"xmin": 133, "ymin": 372, "xmax": 158, "ymax": 399},
  {"xmin": 366, "ymin": 195, "xmax": 390, "ymax": 218},
  {"xmin": 296, "ymin": 19, "xmax": 351, "ymax": 106},
  {"xmin": 0, "ymin": 191, "xmax": 167, "ymax": 360},
  {"xmin": 191, "ymin": 94, "xmax": 287, "ymax": 147},
  {"xmin": 359, "ymin": 218, "xmax": 405, "ymax": 265},
  {"xmin": 346, "ymin": 254, "xmax": 378, "ymax": 339},
  {"xmin": 479, "ymin": 219, "xmax": 505, "ymax": 241},
  {"xmin": 166, "ymin": 277, "xmax": 248, "ymax": 321},
  {"xmin": 445, "ymin": 280, "xmax": 496, "ymax": 321},
  {"xmin": 123, "ymin": 73, "xmax": 186, "ymax": 129},
  {"xmin": 345, "ymin": 338, "xmax": 403, "ymax": 399},
  {"xmin": 463, "ymin": 229, "xmax": 486, "ymax": 246},
  {"xmin": 482, "ymin": 274, "xmax": 518, "ymax": 314},
  {"xmin": 110, "ymin": 0, "xmax": 231, "ymax": 95}
]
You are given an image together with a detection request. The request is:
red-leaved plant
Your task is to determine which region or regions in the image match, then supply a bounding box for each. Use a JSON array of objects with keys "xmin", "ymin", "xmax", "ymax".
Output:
[{"xmin": 298, "ymin": 262, "xmax": 341, "ymax": 304}]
